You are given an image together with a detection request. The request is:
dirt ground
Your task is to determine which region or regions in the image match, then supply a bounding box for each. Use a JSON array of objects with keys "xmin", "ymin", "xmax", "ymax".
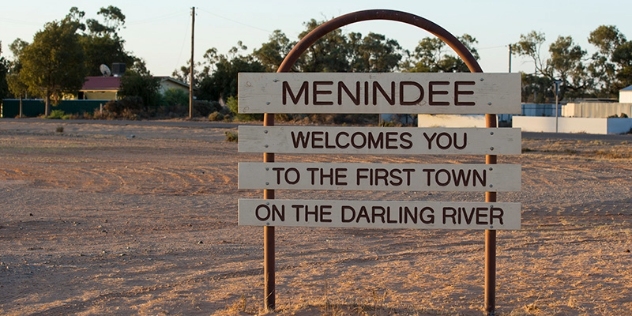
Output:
[{"xmin": 0, "ymin": 119, "xmax": 631, "ymax": 316}]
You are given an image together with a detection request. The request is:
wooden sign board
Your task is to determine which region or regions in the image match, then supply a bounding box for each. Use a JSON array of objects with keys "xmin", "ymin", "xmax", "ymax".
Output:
[
  {"xmin": 239, "ymin": 199, "xmax": 521, "ymax": 230},
  {"xmin": 238, "ymin": 162, "xmax": 521, "ymax": 192},
  {"xmin": 238, "ymin": 126, "xmax": 521, "ymax": 155},
  {"xmin": 238, "ymin": 73, "xmax": 521, "ymax": 114}
]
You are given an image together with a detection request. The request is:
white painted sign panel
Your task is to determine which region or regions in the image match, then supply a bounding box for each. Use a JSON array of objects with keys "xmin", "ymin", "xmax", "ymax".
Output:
[
  {"xmin": 238, "ymin": 162, "xmax": 521, "ymax": 192},
  {"xmin": 238, "ymin": 126, "xmax": 521, "ymax": 155},
  {"xmin": 239, "ymin": 199, "xmax": 521, "ymax": 230},
  {"xmin": 238, "ymin": 73, "xmax": 521, "ymax": 114}
]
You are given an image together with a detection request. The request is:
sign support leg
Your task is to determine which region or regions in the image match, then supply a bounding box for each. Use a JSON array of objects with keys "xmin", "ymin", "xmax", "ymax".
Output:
[
  {"xmin": 485, "ymin": 114, "xmax": 497, "ymax": 315},
  {"xmin": 263, "ymin": 113, "xmax": 275, "ymax": 311}
]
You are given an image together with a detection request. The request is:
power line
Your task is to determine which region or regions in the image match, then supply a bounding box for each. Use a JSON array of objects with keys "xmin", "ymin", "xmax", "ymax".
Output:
[
  {"xmin": 126, "ymin": 11, "xmax": 188, "ymax": 26},
  {"xmin": 173, "ymin": 11, "xmax": 191, "ymax": 76},
  {"xmin": 197, "ymin": 7, "xmax": 271, "ymax": 34},
  {"xmin": 477, "ymin": 45, "xmax": 508, "ymax": 51}
]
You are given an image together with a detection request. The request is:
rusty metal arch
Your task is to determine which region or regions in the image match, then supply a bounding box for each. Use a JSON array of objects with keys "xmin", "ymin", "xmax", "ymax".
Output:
[
  {"xmin": 263, "ymin": 9, "xmax": 497, "ymax": 315},
  {"xmin": 277, "ymin": 9, "xmax": 483, "ymax": 73}
]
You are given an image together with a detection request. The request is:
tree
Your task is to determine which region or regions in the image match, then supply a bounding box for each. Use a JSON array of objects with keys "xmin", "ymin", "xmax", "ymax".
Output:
[
  {"xmin": 510, "ymin": 31, "xmax": 548, "ymax": 76},
  {"xmin": 294, "ymin": 19, "xmax": 351, "ymax": 72},
  {"xmin": 19, "ymin": 18, "xmax": 86, "ymax": 116},
  {"xmin": 252, "ymin": 30, "xmax": 295, "ymax": 72},
  {"xmin": 511, "ymin": 31, "xmax": 590, "ymax": 100},
  {"xmin": 548, "ymin": 36, "xmax": 588, "ymax": 99},
  {"xmin": 401, "ymin": 34, "xmax": 479, "ymax": 72},
  {"xmin": 588, "ymin": 26, "xmax": 622, "ymax": 97},
  {"xmin": 5, "ymin": 39, "xmax": 29, "ymax": 116},
  {"xmin": 119, "ymin": 58, "xmax": 161, "ymax": 107},
  {"xmin": 588, "ymin": 25, "xmax": 632, "ymax": 96},
  {"xmin": 519, "ymin": 73, "xmax": 553, "ymax": 103},
  {"xmin": 196, "ymin": 43, "xmax": 265, "ymax": 102},
  {"xmin": 348, "ymin": 32, "xmax": 402, "ymax": 72},
  {"xmin": 612, "ymin": 41, "xmax": 632, "ymax": 90},
  {"xmin": 0, "ymin": 42, "xmax": 9, "ymax": 100},
  {"xmin": 66, "ymin": 6, "xmax": 135, "ymax": 76}
]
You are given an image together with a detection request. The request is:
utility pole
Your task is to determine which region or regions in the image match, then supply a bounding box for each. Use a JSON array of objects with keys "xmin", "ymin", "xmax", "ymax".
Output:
[
  {"xmin": 189, "ymin": 6, "xmax": 195, "ymax": 119},
  {"xmin": 508, "ymin": 44, "xmax": 512, "ymax": 73},
  {"xmin": 554, "ymin": 79, "xmax": 562, "ymax": 133}
]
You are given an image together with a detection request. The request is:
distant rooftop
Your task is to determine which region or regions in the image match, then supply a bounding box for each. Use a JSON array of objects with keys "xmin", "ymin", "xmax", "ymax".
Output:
[
  {"xmin": 81, "ymin": 76, "xmax": 121, "ymax": 91},
  {"xmin": 621, "ymin": 85, "xmax": 632, "ymax": 91}
]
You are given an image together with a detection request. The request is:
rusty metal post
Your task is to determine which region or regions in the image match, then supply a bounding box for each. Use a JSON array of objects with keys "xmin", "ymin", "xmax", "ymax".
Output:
[
  {"xmin": 272, "ymin": 9, "xmax": 497, "ymax": 313},
  {"xmin": 263, "ymin": 113, "xmax": 275, "ymax": 311},
  {"xmin": 485, "ymin": 114, "xmax": 497, "ymax": 315}
]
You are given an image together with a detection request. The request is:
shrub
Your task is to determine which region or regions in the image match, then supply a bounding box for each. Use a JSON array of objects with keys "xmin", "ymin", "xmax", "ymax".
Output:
[
  {"xmin": 193, "ymin": 100, "xmax": 221, "ymax": 117},
  {"xmin": 161, "ymin": 88, "xmax": 188, "ymax": 107},
  {"xmin": 104, "ymin": 96, "xmax": 144, "ymax": 115},
  {"xmin": 226, "ymin": 96, "xmax": 262, "ymax": 121},
  {"xmin": 224, "ymin": 131, "xmax": 238, "ymax": 142},
  {"xmin": 208, "ymin": 111, "xmax": 224, "ymax": 121},
  {"xmin": 47, "ymin": 110, "xmax": 66, "ymax": 119}
]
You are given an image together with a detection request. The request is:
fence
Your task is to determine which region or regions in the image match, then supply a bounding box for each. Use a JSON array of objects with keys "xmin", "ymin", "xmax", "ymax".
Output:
[{"xmin": 1, "ymin": 99, "xmax": 108, "ymax": 118}]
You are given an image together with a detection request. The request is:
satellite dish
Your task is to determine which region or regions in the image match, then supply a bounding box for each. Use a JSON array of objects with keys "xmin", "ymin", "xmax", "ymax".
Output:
[{"xmin": 99, "ymin": 64, "xmax": 111, "ymax": 76}]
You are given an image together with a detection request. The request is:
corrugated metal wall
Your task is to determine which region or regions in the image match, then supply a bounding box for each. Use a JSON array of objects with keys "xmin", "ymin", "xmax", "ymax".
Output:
[{"xmin": 564, "ymin": 103, "xmax": 632, "ymax": 118}]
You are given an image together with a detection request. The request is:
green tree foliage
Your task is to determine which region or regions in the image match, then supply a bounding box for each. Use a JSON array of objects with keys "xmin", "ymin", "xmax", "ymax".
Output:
[
  {"xmin": 293, "ymin": 19, "xmax": 351, "ymax": 72},
  {"xmin": 19, "ymin": 17, "xmax": 86, "ymax": 115},
  {"xmin": 348, "ymin": 32, "xmax": 402, "ymax": 72},
  {"xmin": 252, "ymin": 30, "xmax": 295, "ymax": 72},
  {"xmin": 249, "ymin": 20, "xmax": 404, "ymax": 74},
  {"xmin": 518, "ymin": 73, "xmax": 554, "ymax": 103},
  {"xmin": 510, "ymin": 31, "xmax": 548, "ymax": 76},
  {"xmin": 196, "ymin": 42, "xmax": 266, "ymax": 102},
  {"xmin": 5, "ymin": 39, "xmax": 29, "ymax": 114},
  {"xmin": 548, "ymin": 36, "xmax": 588, "ymax": 99},
  {"xmin": 588, "ymin": 25, "xmax": 632, "ymax": 97},
  {"xmin": 64, "ymin": 6, "xmax": 135, "ymax": 76},
  {"xmin": 161, "ymin": 88, "xmax": 188, "ymax": 106},
  {"xmin": 119, "ymin": 59, "xmax": 161, "ymax": 107},
  {"xmin": 401, "ymin": 34, "xmax": 479, "ymax": 72},
  {"xmin": 588, "ymin": 25, "xmax": 623, "ymax": 96},
  {"xmin": 511, "ymin": 26, "xmax": 631, "ymax": 101},
  {"xmin": 511, "ymin": 31, "xmax": 589, "ymax": 100},
  {"xmin": 0, "ymin": 42, "xmax": 9, "ymax": 100}
]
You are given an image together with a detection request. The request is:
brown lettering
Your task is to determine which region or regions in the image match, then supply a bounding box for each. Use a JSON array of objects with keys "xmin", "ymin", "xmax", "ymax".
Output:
[
  {"xmin": 399, "ymin": 81, "xmax": 424, "ymax": 105},
  {"xmin": 282, "ymin": 81, "xmax": 308, "ymax": 105},
  {"xmin": 373, "ymin": 81, "xmax": 395, "ymax": 105},
  {"xmin": 385, "ymin": 132, "xmax": 398, "ymax": 149},
  {"xmin": 335, "ymin": 132, "xmax": 350, "ymax": 149},
  {"xmin": 372, "ymin": 206, "xmax": 386, "ymax": 223},
  {"xmin": 320, "ymin": 205, "xmax": 332, "ymax": 222},
  {"xmin": 491, "ymin": 206, "xmax": 504, "ymax": 225},
  {"xmin": 400, "ymin": 132, "xmax": 413, "ymax": 149},
  {"xmin": 476, "ymin": 207, "xmax": 488, "ymax": 224},
  {"xmin": 454, "ymin": 81, "xmax": 475, "ymax": 106},
  {"xmin": 313, "ymin": 81, "xmax": 333, "ymax": 105},
  {"xmin": 429, "ymin": 81, "xmax": 450, "ymax": 105},
  {"xmin": 338, "ymin": 81, "xmax": 360, "ymax": 105},
  {"xmin": 443, "ymin": 207, "xmax": 457, "ymax": 224},
  {"xmin": 311, "ymin": 131, "xmax": 324, "ymax": 148}
]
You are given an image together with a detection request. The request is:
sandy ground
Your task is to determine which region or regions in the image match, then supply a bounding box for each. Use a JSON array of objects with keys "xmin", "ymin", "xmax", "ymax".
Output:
[{"xmin": 0, "ymin": 119, "xmax": 631, "ymax": 316}]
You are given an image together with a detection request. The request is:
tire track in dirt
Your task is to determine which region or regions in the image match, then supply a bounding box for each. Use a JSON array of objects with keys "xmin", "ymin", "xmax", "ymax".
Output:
[
  {"xmin": 27, "ymin": 240, "xmax": 482, "ymax": 316},
  {"xmin": 1, "ymin": 162, "xmax": 239, "ymax": 196}
]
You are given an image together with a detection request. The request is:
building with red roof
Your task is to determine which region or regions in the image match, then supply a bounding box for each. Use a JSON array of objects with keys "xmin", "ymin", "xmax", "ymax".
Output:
[{"xmin": 78, "ymin": 76, "xmax": 122, "ymax": 100}]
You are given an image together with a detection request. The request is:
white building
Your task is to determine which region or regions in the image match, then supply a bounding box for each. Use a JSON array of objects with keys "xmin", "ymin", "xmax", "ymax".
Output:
[{"xmin": 620, "ymin": 85, "xmax": 632, "ymax": 103}]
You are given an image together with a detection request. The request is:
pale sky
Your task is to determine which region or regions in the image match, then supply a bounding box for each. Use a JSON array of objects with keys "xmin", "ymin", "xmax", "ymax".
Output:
[{"xmin": 1, "ymin": 0, "xmax": 630, "ymax": 76}]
